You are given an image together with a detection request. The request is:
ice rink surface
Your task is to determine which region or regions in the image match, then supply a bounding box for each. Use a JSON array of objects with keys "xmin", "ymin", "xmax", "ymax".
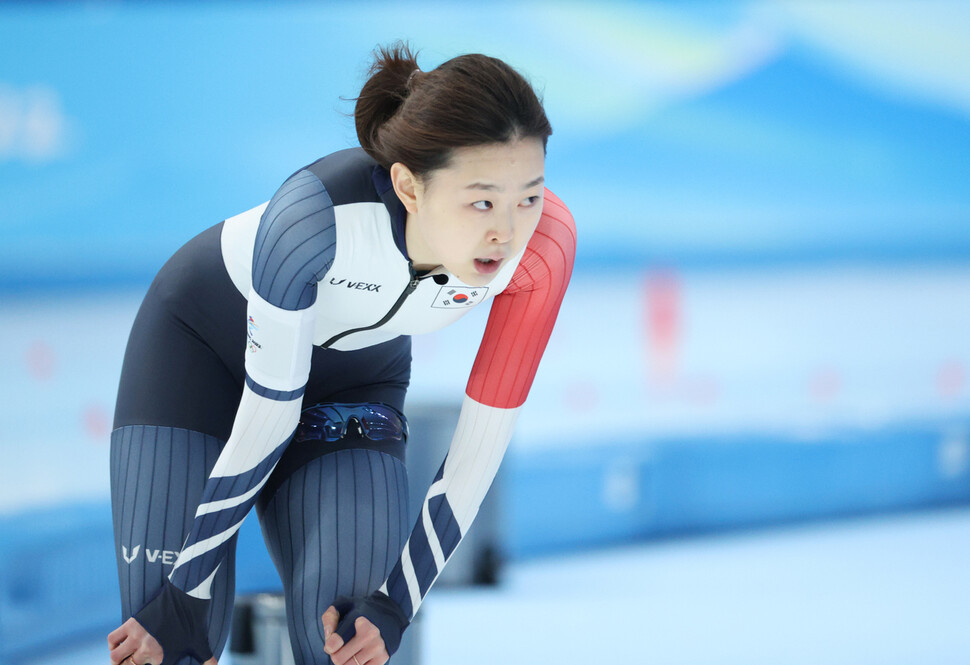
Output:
[
  {"xmin": 30, "ymin": 505, "xmax": 970, "ymax": 665},
  {"xmin": 3, "ymin": 264, "xmax": 969, "ymax": 664}
]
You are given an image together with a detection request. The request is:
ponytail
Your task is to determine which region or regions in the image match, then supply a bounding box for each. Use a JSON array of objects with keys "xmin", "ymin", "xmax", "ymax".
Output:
[
  {"xmin": 354, "ymin": 42, "xmax": 421, "ymax": 169},
  {"xmin": 353, "ymin": 40, "xmax": 552, "ymax": 178}
]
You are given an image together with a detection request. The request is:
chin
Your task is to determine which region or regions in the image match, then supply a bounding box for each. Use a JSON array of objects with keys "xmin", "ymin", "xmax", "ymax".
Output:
[
  {"xmin": 471, "ymin": 266, "xmax": 505, "ymax": 286},
  {"xmin": 458, "ymin": 274, "xmax": 492, "ymax": 288}
]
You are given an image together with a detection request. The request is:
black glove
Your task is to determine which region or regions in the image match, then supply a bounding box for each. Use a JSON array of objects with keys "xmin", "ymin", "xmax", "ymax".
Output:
[
  {"xmin": 333, "ymin": 591, "xmax": 410, "ymax": 656},
  {"xmin": 134, "ymin": 579, "xmax": 213, "ymax": 665}
]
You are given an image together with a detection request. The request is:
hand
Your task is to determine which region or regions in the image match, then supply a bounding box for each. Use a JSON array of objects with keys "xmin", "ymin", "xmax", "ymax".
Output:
[
  {"xmin": 107, "ymin": 617, "xmax": 219, "ymax": 665},
  {"xmin": 322, "ymin": 605, "xmax": 389, "ymax": 665}
]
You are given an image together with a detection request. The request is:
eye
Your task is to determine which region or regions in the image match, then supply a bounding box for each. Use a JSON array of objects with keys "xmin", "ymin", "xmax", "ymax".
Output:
[
  {"xmin": 520, "ymin": 195, "xmax": 541, "ymax": 207},
  {"xmin": 472, "ymin": 200, "xmax": 492, "ymax": 211}
]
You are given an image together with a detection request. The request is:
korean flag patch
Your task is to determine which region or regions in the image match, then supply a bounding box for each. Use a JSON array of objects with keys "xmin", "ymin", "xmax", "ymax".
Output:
[{"xmin": 432, "ymin": 285, "xmax": 489, "ymax": 308}]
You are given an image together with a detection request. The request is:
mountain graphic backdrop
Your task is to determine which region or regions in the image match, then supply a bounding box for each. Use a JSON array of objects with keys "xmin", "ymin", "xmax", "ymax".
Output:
[{"xmin": 0, "ymin": 3, "xmax": 968, "ymax": 288}]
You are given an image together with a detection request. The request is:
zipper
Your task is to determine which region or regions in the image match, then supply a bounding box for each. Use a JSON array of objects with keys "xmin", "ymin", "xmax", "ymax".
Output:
[{"xmin": 321, "ymin": 262, "xmax": 422, "ymax": 349}]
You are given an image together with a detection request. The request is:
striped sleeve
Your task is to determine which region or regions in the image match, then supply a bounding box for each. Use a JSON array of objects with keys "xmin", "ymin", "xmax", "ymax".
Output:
[
  {"xmin": 466, "ymin": 189, "xmax": 576, "ymax": 408},
  {"xmin": 379, "ymin": 190, "xmax": 576, "ymax": 617},
  {"xmin": 169, "ymin": 169, "xmax": 336, "ymax": 599}
]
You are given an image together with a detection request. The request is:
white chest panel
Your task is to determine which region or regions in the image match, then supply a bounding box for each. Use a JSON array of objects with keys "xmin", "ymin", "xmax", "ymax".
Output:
[{"xmin": 221, "ymin": 200, "xmax": 523, "ymax": 351}]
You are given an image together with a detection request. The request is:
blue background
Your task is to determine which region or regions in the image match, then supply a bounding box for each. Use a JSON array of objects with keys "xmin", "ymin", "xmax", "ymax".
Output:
[{"xmin": 3, "ymin": 1, "xmax": 970, "ymax": 291}]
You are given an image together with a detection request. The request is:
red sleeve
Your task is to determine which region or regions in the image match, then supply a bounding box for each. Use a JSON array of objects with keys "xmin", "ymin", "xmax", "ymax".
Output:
[{"xmin": 465, "ymin": 189, "xmax": 577, "ymax": 409}]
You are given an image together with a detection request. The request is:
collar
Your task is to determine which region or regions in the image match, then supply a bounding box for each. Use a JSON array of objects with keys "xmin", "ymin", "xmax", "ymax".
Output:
[{"xmin": 372, "ymin": 165, "xmax": 410, "ymax": 260}]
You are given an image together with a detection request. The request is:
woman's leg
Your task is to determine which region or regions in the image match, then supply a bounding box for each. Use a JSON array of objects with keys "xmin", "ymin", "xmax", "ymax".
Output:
[
  {"xmin": 256, "ymin": 445, "xmax": 410, "ymax": 665},
  {"xmin": 110, "ymin": 424, "xmax": 238, "ymax": 663},
  {"xmin": 109, "ymin": 222, "xmax": 252, "ymax": 663},
  {"xmin": 256, "ymin": 335, "xmax": 412, "ymax": 663}
]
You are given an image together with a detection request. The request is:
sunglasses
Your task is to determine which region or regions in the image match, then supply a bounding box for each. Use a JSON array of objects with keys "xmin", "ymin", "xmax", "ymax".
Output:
[{"xmin": 293, "ymin": 402, "xmax": 407, "ymax": 443}]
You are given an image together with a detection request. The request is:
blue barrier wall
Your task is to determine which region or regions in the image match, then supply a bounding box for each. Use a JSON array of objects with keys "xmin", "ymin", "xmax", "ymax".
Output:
[
  {"xmin": 0, "ymin": 503, "xmax": 117, "ymax": 661},
  {"xmin": 506, "ymin": 422, "xmax": 970, "ymax": 557},
  {"xmin": 4, "ymin": 420, "xmax": 970, "ymax": 660}
]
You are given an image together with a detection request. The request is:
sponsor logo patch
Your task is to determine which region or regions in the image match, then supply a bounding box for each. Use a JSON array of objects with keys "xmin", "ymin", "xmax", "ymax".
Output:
[
  {"xmin": 247, "ymin": 315, "xmax": 261, "ymax": 353},
  {"xmin": 122, "ymin": 545, "xmax": 180, "ymax": 566},
  {"xmin": 329, "ymin": 278, "xmax": 382, "ymax": 292}
]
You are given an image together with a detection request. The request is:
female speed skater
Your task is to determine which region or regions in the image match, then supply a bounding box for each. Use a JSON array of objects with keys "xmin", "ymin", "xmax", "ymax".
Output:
[{"xmin": 107, "ymin": 41, "xmax": 575, "ymax": 665}]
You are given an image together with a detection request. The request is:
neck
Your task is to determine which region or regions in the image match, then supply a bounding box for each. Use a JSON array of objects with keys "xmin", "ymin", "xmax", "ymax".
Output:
[{"xmin": 404, "ymin": 211, "xmax": 439, "ymax": 272}]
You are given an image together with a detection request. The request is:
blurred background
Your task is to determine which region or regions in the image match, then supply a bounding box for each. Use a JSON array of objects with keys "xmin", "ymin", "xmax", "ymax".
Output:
[{"xmin": 1, "ymin": 1, "xmax": 969, "ymax": 663}]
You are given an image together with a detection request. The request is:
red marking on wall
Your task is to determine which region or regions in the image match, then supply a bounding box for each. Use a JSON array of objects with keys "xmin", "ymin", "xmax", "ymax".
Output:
[
  {"xmin": 26, "ymin": 340, "xmax": 56, "ymax": 380},
  {"xmin": 643, "ymin": 269, "xmax": 681, "ymax": 388}
]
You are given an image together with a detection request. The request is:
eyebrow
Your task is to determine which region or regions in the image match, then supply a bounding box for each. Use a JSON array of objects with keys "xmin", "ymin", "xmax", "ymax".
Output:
[{"xmin": 465, "ymin": 176, "xmax": 545, "ymax": 192}]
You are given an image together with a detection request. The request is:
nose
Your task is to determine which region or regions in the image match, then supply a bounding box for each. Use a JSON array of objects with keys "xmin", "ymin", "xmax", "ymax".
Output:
[{"xmin": 488, "ymin": 211, "xmax": 514, "ymax": 244}]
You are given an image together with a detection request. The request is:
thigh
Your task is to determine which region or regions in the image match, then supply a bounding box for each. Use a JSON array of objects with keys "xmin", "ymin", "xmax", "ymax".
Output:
[
  {"xmin": 110, "ymin": 425, "xmax": 238, "ymax": 663},
  {"xmin": 256, "ymin": 447, "xmax": 409, "ymax": 665},
  {"xmin": 113, "ymin": 222, "xmax": 248, "ymax": 442}
]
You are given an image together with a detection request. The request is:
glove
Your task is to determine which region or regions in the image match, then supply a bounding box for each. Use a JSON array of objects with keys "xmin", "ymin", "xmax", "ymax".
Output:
[
  {"xmin": 134, "ymin": 579, "xmax": 213, "ymax": 665},
  {"xmin": 333, "ymin": 591, "xmax": 410, "ymax": 656}
]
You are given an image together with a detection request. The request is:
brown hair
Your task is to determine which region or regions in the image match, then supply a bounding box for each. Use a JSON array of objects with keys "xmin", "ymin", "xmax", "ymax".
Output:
[{"xmin": 354, "ymin": 41, "xmax": 552, "ymax": 177}]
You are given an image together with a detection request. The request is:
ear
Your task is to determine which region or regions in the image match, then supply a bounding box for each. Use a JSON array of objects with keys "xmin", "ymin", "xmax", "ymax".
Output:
[{"xmin": 389, "ymin": 162, "xmax": 420, "ymax": 214}]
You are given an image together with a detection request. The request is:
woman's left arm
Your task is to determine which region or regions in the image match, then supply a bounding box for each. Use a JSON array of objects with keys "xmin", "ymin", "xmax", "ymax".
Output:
[{"xmin": 322, "ymin": 191, "xmax": 576, "ymax": 663}]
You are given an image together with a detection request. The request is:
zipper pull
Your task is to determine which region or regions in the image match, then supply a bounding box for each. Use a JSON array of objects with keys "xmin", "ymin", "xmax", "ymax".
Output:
[{"xmin": 407, "ymin": 262, "xmax": 420, "ymax": 291}]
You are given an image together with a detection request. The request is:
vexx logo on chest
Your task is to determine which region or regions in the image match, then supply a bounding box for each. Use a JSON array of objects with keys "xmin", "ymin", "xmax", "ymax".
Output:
[{"xmin": 330, "ymin": 278, "xmax": 381, "ymax": 292}]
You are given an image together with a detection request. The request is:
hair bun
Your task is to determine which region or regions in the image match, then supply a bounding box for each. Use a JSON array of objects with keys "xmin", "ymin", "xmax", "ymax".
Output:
[
  {"xmin": 354, "ymin": 42, "xmax": 420, "ymax": 167},
  {"xmin": 354, "ymin": 42, "xmax": 551, "ymax": 176}
]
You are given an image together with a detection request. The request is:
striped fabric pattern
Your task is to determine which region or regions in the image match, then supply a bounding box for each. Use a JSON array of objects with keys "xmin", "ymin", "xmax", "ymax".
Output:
[
  {"xmin": 165, "ymin": 154, "xmax": 577, "ymax": 622},
  {"xmin": 257, "ymin": 448, "xmax": 410, "ymax": 664},
  {"xmin": 378, "ymin": 194, "xmax": 575, "ymax": 619},
  {"xmin": 252, "ymin": 169, "xmax": 338, "ymax": 311},
  {"xmin": 168, "ymin": 434, "xmax": 291, "ymax": 596},
  {"xmin": 380, "ymin": 398, "xmax": 520, "ymax": 618},
  {"xmin": 168, "ymin": 387, "xmax": 304, "ymax": 598},
  {"xmin": 111, "ymin": 425, "xmax": 237, "ymax": 656},
  {"xmin": 466, "ymin": 190, "xmax": 577, "ymax": 409},
  {"xmin": 169, "ymin": 168, "xmax": 338, "ymax": 600}
]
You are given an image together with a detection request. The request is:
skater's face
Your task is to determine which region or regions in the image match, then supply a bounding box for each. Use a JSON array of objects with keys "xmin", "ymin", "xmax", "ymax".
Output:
[{"xmin": 392, "ymin": 137, "xmax": 546, "ymax": 287}]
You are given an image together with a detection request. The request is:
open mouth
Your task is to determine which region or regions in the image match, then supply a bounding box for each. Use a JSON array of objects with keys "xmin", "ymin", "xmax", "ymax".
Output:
[{"xmin": 474, "ymin": 257, "xmax": 502, "ymax": 274}]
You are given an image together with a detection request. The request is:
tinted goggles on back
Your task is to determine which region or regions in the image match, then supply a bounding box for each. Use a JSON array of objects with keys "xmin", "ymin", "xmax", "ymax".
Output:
[{"xmin": 293, "ymin": 402, "xmax": 408, "ymax": 443}]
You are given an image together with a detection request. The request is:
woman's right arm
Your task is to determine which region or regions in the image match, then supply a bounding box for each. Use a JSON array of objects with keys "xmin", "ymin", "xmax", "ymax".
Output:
[{"xmin": 128, "ymin": 169, "xmax": 337, "ymax": 664}]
